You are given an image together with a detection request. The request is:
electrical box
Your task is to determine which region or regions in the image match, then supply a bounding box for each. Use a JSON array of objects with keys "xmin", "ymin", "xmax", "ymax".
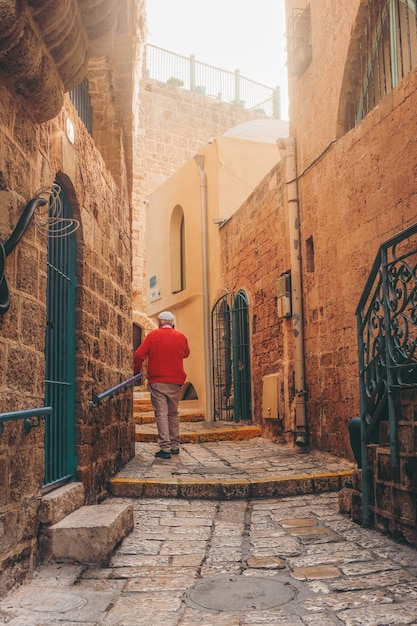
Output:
[
  {"xmin": 262, "ymin": 373, "xmax": 281, "ymax": 420},
  {"xmin": 277, "ymin": 273, "xmax": 291, "ymax": 318}
]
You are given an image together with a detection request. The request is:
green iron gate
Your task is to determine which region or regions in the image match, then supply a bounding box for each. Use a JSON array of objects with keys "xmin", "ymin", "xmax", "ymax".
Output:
[
  {"xmin": 44, "ymin": 183, "xmax": 77, "ymax": 487},
  {"xmin": 211, "ymin": 290, "xmax": 252, "ymax": 421}
]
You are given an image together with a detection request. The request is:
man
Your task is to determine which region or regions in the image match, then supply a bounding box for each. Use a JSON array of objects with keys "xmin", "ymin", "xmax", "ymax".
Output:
[{"xmin": 134, "ymin": 311, "xmax": 190, "ymax": 459}]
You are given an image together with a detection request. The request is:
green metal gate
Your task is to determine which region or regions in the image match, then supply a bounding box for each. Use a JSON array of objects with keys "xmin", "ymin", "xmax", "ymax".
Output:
[
  {"xmin": 44, "ymin": 183, "xmax": 77, "ymax": 487},
  {"xmin": 211, "ymin": 290, "xmax": 252, "ymax": 421}
]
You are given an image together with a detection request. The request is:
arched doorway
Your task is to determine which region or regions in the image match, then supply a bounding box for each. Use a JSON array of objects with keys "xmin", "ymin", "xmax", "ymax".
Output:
[
  {"xmin": 44, "ymin": 183, "xmax": 77, "ymax": 488},
  {"xmin": 211, "ymin": 290, "xmax": 252, "ymax": 421}
]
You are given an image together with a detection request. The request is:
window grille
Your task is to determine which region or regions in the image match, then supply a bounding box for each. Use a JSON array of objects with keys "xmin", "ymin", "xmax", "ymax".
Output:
[
  {"xmin": 286, "ymin": 5, "xmax": 312, "ymax": 77},
  {"xmin": 69, "ymin": 78, "xmax": 92, "ymax": 135},
  {"xmin": 351, "ymin": 0, "xmax": 417, "ymax": 128}
]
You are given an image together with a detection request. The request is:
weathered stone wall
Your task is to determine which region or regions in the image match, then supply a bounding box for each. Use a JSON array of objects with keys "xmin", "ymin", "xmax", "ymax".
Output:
[
  {"xmin": 132, "ymin": 78, "xmax": 272, "ymax": 320},
  {"xmin": 0, "ymin": 84, "xmax": 135, "ymax": 593},
  {"xmin": 218, "ymin": 163, "xmax": 296, "ymax": 440},
  {"xmin": 297, "ymin": 67, "xmax": 417, "ymax": 458},
  {"xmin": 284, "ymin": 0, "xmax": 417, "ymax": 463}
]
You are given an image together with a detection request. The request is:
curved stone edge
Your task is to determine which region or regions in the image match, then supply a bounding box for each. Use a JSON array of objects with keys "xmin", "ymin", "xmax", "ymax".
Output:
[{"xmin": 109, "ymin": 471, "xmax": 354, "ymax": 500}]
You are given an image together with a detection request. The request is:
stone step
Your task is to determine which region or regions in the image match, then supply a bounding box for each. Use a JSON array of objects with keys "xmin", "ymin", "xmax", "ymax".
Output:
[
  {"xmin": 43, "ymin": 503, "xmax": 133, "ymax": 566},
  {"xmin": 39, "ymin": 482, "xmax": 85, "ymax": 526},
  {"xmin": 133, "ymin": 409, "xmax": 206, "ymax": 425},
  {"xmin": 110, "ymin": 469, "xmax": 353, "ymax": 500},
  {"xmin": 133, "ymin": 398, "xmax": 153, "ymax": 412},
  {"xmin": 135, "ymin": 420, "xmax": 261, "ymax": 443}
]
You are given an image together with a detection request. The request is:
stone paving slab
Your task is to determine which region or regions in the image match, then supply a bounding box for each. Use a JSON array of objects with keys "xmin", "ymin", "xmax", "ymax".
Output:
[
  {"xmin": 110, "ymin": 438, "xmax": 355, "ymax": 499},
  {"xmin": 2, "ymin": 493, "xmax": 417, "ymax": 625}
]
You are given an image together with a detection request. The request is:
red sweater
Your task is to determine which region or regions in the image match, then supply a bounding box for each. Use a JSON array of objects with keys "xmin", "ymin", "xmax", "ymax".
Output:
[{"xmin": 134, "ymin": 327, "xmax": 190, "ymax": 385}]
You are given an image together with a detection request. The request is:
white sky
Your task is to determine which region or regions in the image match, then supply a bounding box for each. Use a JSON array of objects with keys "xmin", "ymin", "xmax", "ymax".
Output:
[{"xmin": 145, "ymin": 0, "xmax": 289, "ymax": 120}]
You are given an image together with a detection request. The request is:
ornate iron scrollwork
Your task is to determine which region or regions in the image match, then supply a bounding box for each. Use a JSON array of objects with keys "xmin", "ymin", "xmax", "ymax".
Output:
[
  {"xmin": 0, "ymin": 195, "xmax": 46, "ymax": 315},
  {"xmin": 0, "ymin": 184, "xmax": 80, "ymax": 316}
]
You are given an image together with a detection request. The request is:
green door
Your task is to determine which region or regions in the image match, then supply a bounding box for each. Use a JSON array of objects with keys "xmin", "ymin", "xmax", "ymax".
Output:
[
  {"xmin": 232, "ymin": 290, "xmax": 252, "ymax": 421},
  {"xmin": 44, "ymin": 183, "xmax": 77, "ymax": 487},
  {"xmin": 212, "ymin": 290, "xmax": 252, "ymax": 421}
]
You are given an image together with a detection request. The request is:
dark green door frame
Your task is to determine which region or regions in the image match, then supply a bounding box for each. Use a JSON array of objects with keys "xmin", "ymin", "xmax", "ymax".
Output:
[
  {"xmin": 44, "ymin": 182, "xmax": 77, "ymax": 487},
  {"xmin": 211, "ymin": 290, "xmax": 252, "ymax": 421}
]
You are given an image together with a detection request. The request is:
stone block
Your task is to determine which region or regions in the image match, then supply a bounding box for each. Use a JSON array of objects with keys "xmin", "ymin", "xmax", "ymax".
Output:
[
  {"xmin": 338, "ymin": 487, "xmax": 353, "ymax": 515},
  {"xmin": 398, "ymin": 423, "xmax": 414, "ymax": 454},
  {"xmin": 48, "ymin": 502, "xmax": 133, "ymax": 566},
  {"xmin": 351, "ymin": 491, "xmax": 363, "ymax": 525},
  {"xmin": 39, "ymin": 482, "xmax": 85, "ymax": 525}
]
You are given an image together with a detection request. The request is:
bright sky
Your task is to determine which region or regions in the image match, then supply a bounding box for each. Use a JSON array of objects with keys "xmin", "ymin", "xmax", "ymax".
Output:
[{"xmin": 145, "ymin": 0, "xmax": 289, "ymax": 120}]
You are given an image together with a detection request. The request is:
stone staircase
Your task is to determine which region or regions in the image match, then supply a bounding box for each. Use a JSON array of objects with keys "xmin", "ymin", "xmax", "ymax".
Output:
[
  {"xmin": 133, "ymin": 392, "xmax": 261, "ymax": 443},
  {"xmin": 109, "ymin": 391, "xmax": 353, "ymax": 500}
]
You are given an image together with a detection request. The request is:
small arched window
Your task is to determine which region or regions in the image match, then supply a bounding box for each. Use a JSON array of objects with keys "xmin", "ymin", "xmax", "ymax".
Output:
[{"xmin": 170, "ymin": 205, "xmax": 185, "ymax": 293}]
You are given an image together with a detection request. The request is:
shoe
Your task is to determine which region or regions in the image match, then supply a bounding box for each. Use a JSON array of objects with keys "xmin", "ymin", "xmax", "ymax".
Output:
[
  {"xmin": 171, "ymin": 448, "xmax": 180, "ymax": 455},
  {"xmin": 155, "ymin": 450, "xmax": 171, "ymax": 459}
]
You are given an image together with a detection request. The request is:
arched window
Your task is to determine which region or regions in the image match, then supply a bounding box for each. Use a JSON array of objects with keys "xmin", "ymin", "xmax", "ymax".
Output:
[
  {"xmin": 170, "ymin": 205, "xmax": 185, "ymax": 293},
  {"xmin": 341, "ymin": 0, "xmax": 417, "ymax": 131}
]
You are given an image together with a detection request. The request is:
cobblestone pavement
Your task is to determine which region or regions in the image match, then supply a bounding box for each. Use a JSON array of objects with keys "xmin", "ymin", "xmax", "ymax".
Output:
[
  {"xmin": 2, "ymin": 491, "xmax": 417, "ymax": 625},
  {"xmin": 110, "ymin": 440, "xmax": 355, "ymax": 499}
]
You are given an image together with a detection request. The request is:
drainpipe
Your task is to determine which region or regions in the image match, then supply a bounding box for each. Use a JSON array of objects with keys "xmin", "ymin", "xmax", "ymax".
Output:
[
  {"xmin": 194, "ymin": 154, "xmax": 213, "ymax": 421},
  {"xmin": 278, "ymin": 137, "xmax": 307, "ymax": 446}
]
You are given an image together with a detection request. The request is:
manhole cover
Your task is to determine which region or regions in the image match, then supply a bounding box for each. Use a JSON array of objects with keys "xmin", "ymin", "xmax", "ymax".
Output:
[
  {"xmin": 185, "ymin": 575, "xmax": 296, "ymax": 611},
  {"xmin": 20, "ymin": 590, "xmax": 87, "ymax": 612}
]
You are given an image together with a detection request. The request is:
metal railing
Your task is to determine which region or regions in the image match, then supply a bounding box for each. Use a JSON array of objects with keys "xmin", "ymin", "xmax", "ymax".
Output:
[
  {"xmin": 356, "ymin": 221, "xmax": 417, "ymax": 525},
  {"xmin": 0, "ymin": 406, "xmax": 53, "ymax": 436},
  {"xmin": 89, "ymin": 373, "xmax": 142, "ymax": 410},
  {"xmin": 145, "ymin": 44, "xmax": 281, "ymax": 118}
]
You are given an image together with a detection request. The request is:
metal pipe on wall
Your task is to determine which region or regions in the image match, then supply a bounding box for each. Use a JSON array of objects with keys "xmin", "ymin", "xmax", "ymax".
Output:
[
  {"xmin": 194, "ymin": 154, "xmax": 213, "ymax": 421},
  {"xmin": 278, "ymin": 136, "xmax": 307, "ymax": 446}
]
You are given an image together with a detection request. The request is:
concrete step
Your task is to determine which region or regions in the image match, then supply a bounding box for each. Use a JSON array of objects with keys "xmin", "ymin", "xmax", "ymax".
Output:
[
  {"xmin": 44, "ymin": 502, "xmax": 133, "ymax": 566},
  {"xmin": 135, "ymin": 420, "xmax": 261, "ymax": 443}
]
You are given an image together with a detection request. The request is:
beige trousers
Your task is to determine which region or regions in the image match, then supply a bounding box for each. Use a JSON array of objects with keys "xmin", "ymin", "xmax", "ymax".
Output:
[{"xmin": 149, "ymin": 382, "xmax": 182, "ymax": 451}]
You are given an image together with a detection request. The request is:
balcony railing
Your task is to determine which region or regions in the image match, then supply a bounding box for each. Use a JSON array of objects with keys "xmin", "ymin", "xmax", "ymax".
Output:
[{"xmin": 145, "ymin": 44, "xmax": 281, "ymax": 118}]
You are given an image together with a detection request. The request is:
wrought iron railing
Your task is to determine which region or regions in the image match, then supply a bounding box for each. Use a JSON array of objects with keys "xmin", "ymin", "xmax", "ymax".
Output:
[
  {"xmin": 145, "ymin": 44, "xmax": 281, "ymax": 118},
  {"xmin": 89, "ymin": 373, "xmax": 142, "ymax": 410},
  {"xmin": 0, "ymin": 406, "xmax": 53, "ymax": 436},
  {"xmin": 356, "ymin": 222, "xmax": 417, "ymax": 525}
]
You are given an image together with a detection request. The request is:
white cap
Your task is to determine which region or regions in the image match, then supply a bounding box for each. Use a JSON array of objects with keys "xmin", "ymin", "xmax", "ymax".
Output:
[{"xmin": 158, "ymin": 310, "xmax": 175, "ymax": 322}]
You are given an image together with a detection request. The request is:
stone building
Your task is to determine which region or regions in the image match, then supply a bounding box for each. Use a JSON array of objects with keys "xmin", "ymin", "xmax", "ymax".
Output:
[
  {"xmin": 132, "ymin": 72, "xmax": 280, "ymax": 337},
  {"xmin": 282, "ymin": 0, "xmax": 417, "ymax": 542},
  {"xmin": 218, "ymin": 0, "xmax": 417, "ymax": 543},
  {"xmin": 0, "ymin": 0, "xmax": 144, "ymax": 593},
  {"xmin": 140, "ymin": 0, "xmax": 417, "ymax": 545},
  {"xmin": 145, "ymin": 118, "xmax": 288, "ymax": 418}
]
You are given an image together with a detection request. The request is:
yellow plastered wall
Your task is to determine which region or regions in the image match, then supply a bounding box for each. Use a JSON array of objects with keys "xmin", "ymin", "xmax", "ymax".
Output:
[{"xmin": 146, "ymin": 135, "xmax": 281, "ymax": 414}]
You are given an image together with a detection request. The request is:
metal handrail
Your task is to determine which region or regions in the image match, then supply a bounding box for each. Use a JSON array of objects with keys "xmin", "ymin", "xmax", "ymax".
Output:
[
  {"xmin": 89, "ymin": 373, "xmax": 142, "ymax": 410},
  {"xmin": 356, "ymin": 221, "xmax": 417, "ymax": 526},
  {"xmin": 0, "ymin": 406, "xmax": 53, "ymax": 436}
]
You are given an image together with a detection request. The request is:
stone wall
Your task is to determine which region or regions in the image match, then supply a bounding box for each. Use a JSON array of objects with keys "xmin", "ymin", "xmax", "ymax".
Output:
[
  {"xmin": 294, "ymin": 67, "xmax": 417, "ymax": 459},
  {"xmin": 284, "ymin": 0, "xmax": 417, "ymax": 463},
  {"xmin": 340, "ymin": 388, "xmax": 417, "ymax": 546},
  {"xmin": 0, "ymin": 68, "xmax": 137, "ymax": 604},
  {"xmin": 218, "ymin": 163, "xmax": 296, "ymax": 440}
]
